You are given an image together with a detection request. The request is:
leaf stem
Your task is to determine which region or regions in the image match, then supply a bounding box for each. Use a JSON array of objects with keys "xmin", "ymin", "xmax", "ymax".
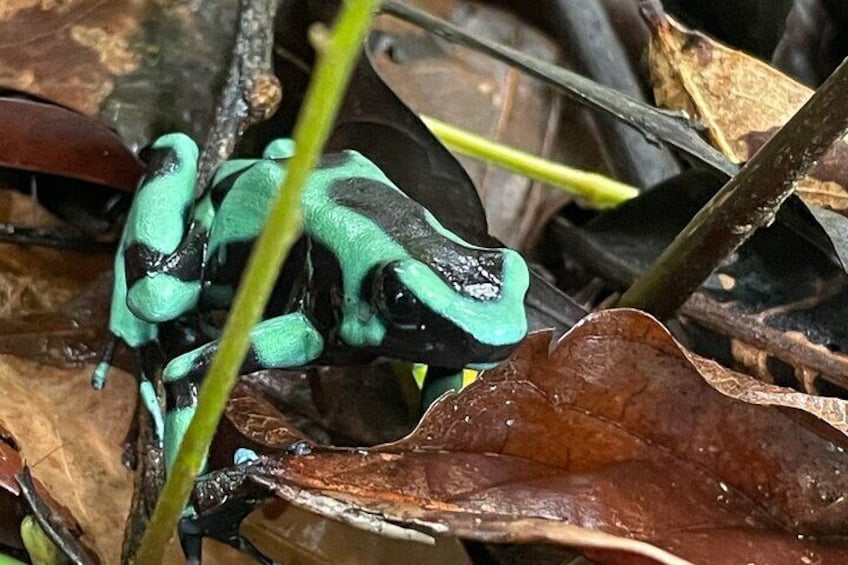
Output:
[
  {"xmin": 133, "ymin": 2, "xmax": 381, "ymax": 561},
  {"xmin": 422, "ymin": 115, "xmax": 638, "ymax": 208},
  {"xmin": 618, "ymin": 57, "xmax": 848, "ymax": 318}
]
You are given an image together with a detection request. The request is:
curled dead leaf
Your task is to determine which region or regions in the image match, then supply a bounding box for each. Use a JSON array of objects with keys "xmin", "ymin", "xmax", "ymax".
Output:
[{"xmin": 250, "ymin": 309, "xmax": 848, "ymax": 565}]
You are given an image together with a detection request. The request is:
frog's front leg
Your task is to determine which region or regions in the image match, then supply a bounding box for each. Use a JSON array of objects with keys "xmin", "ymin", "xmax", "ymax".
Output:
[{"xmin": 162, "ymin": 312, "xmax": 324, "ymax": 470}]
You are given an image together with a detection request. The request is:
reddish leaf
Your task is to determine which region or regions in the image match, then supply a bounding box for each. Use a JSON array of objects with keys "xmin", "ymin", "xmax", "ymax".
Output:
[
  {"xmin": 0, "ymin": 422, "xmax": 23, "ymax": 553},
  {"xmin": 0, "ymin": 98, "xmax": 143, "ymax": 191},
  {"xmin": 256, "ymin": 310, "xmax": 848, "ymax": 564},
  {"xmin": 0, "ymin": 423, "xmax": 21, "ymax": 496}
]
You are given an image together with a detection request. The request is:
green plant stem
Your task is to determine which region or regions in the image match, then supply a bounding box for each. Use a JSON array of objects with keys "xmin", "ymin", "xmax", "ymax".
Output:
[
  {"xmin": 422, "ymin": 115, "xmax": 638, "ymax": 208},
  {"xmin": 618, "ymin": 56, "xmax": 848, "ymax": 319},
  {"xmin": 134, "ymin": 1, "xmax": 381, "ymax": 561}
]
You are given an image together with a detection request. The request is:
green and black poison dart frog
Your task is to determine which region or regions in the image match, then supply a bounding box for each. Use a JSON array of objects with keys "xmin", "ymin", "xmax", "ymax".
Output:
[{"xmin": 94, "ymin": 133, "xmax": 530, "ymax": 470}]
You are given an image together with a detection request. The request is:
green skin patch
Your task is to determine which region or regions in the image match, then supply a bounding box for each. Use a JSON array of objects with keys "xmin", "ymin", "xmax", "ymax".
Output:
[
  {"xmin": 301, "ymin": 153, "xmax": 529, "ymax": 349},
  {"xmin": 103, "ymin": 135, "xmax": 530, "ymax": 473},
  {"xmin": 162, "ymin": 312, "xmax": 323, "ymax": 469}
]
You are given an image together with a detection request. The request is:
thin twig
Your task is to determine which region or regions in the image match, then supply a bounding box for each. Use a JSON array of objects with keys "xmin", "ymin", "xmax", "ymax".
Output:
[
  {"xmin": 618, "ymin": 57, "xmax": 848, "ymax": 318},
  {"xmin": 195, "ymin": 0, "xmax": 282, "ymax": 190}
]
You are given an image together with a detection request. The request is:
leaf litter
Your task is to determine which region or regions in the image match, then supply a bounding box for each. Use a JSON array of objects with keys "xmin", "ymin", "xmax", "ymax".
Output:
[{"xmin": 228, "ymin": 310, "xmax": 848, "ymax": 564}]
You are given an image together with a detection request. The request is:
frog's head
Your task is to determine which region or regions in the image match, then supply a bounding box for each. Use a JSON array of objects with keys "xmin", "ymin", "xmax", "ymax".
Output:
[
  {"xmin": 361, "ymin": 246, "xmax": 529, "ymax": 368},
  {"xmin": 313, "ymin": 155, "xmax": 530, "ymax": 368}
]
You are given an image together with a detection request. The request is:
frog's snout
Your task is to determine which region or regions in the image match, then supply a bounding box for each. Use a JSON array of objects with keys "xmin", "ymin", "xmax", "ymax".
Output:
[{"xmin": 127, "ymin": 274, "xmax": 200, "ymax": 323}]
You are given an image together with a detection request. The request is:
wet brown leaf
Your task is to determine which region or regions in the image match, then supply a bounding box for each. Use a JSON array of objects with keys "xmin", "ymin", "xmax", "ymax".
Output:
[
  {"xmin": 692, "ymin": 355, "xmax": 848, "ymax": 436},
  {"xmin": 256, "ymin": 310, "xmax": 848, "ymax": 565},
  {"xmin": 645, "ymin": 8, "xmax": 848, "ymax": 212},
  {"xmin": 0, "ymin": 357, "xmax": 135, "ymax": 563}
]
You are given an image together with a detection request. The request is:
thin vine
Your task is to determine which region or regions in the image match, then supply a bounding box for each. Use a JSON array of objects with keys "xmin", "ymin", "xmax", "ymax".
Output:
[{"xmin": 134, "ymin": 1, "xmax": 382, "ymax": 561}]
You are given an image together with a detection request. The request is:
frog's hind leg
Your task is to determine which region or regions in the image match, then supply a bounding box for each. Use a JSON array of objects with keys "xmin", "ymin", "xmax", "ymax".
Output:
[
  {"xmin": 161, "ymin": 312, "xmax": 324, "ymax": 470},
  {"xmin": 123, "ymin": 133, "xmax": 212, "ymax": 324}
]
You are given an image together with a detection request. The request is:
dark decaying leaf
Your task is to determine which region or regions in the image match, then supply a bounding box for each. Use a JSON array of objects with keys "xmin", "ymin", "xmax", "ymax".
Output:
[
  {"xmin": 772, "ymin": 0, "xmax": 848, "ymax": 86},
  {"xmin": 551, "ymin": 170, "xmax": 848, "ymax": 391},
  {"xmin": 0, "ymin": 98, "xmax": 143, "ymax": 192},
  {"xmin": 370, "ymin": 3, "xmax": 566, "ymax": 247},
  {"xmin": 661, "ymin": 0, "xmax": 793, "ymax": 60},
  {"xmin": 242, "ymin": 310, "xmax": 848, "ymax": 565},
  {"xmin": 227, "ymin": 362, "xmax": 420, "ymax": 452}
]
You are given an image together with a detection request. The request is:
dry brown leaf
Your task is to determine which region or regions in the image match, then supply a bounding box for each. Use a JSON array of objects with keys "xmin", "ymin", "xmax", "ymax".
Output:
[
  {"xmin": 0, "ymin": 0, "xmax": 146, "ymax": 116},
  {"xmin": 645, "ymin": 8, "xmax": 848, "ymax": 212},
  {"xmin": 693, "ymin": 356, "xmax": 848, "ymax": 435},
  {"xmin": 0, "ymin": 358, "xmax": 136, "ymax": 563},
  {"xmin": 0, "ymin": 190, "xmax": 111, "ymax": 319},
  {"xmin": 252, "ymin": 309, "xmax": 848, "ymax": 565}
]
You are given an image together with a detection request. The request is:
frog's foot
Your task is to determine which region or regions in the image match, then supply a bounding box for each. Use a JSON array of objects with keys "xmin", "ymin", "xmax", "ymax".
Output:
[
  {"xmin": 178, "ymin": 476, "xmax": 274, "ymax": 565},
  {"xmin": 233, "ymin": 448, "xmax": 259, "ymax": 465},
  {"xmin": 420, "ymin": 366, "xmax": 479, "ymax": 410},
  {"xmin": 91, "ymin": 336, "xmax": 117, "ymax": 390},
  {"xmin": 262, "ymin": 138, "xmax": 295, "ymax": 160},
  {"xmin": 162, "ymin": 312, "xmax": 324, "ymax": 471}
]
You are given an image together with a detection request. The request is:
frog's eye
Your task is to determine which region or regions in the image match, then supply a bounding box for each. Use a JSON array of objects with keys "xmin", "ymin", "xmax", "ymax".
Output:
[{"xmin": 372, "ymin": 263, "xmax": 423, "ymax": 330}]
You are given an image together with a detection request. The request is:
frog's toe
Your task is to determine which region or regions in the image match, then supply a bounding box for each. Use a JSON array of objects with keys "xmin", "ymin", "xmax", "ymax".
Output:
[{"xmin": 127, "ymin": 274, "xmax": 200, "ymax": 322}]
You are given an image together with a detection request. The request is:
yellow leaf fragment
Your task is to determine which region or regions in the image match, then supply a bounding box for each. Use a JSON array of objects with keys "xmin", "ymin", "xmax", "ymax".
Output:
[{"xmin": 647, "ymin": 11, "xmax": 848, "ymax": 212}]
